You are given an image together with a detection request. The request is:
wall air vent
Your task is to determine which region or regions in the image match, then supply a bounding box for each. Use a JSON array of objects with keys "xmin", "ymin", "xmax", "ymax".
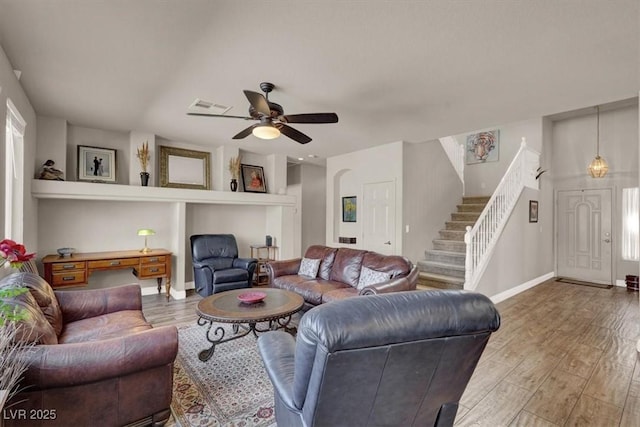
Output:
[{"xmin": 188, "ymin": 98, "xmax": 232, "ymax": 115}]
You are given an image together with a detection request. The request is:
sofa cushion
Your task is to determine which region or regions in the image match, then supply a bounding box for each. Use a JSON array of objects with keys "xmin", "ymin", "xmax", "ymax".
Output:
[
  {"xmin": 322, "ymin": 287, "xmax": 359, "ymax": 303},
  {"xmin": 357, "ymin": 266, "xmax": 393, "ymax": 290},
  {"xmin": 59, "ymin": 310, "xmax": 152, "ymax": 344},
  {"xmin": 329, "ymin": 248, "xmax": 366, "ymax": 287},
  {"xmin": 8, "ymin": 272, "xmax": 64, "ymax": 336},
  {"xmin": 0, "ymin": 279, "xmax": 58, "ymax": 345},
  {"xmin": 362, "ymin": 252, "xmax": 412, "ymax": 278},
  {"xmin": 298, "ymin": 257, "xmax": 321, "ymax": 278},
  {"xmin": 272, "ymin": 275, "xmax": 349, "ymax": 306},
  {"xmin": 304, "ymin": 246, "xmax": 338, "ymax": 280},
  {"xmin": 213, "ymin": 268, "xmax": 248, "ymax": 284}
]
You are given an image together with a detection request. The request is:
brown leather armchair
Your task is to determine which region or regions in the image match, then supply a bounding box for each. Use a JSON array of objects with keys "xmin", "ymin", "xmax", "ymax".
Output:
[{"xmin": 0, "ymin": 272, "xmax": 178, "ymax": 427}]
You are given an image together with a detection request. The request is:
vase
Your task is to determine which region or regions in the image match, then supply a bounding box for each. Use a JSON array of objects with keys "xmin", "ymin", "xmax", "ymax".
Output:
[
  {"xmin": 230, "ymin": 178, "xmax": 238, "ymax": 192},
  {"xmin": 140, "ymin": 172, "xmax": 150, "ymax": 187}
]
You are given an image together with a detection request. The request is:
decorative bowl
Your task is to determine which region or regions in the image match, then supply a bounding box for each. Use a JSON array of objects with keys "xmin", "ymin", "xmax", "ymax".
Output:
[
  {"xmin": 237, "ymin": 291, "xmax": 267, "ymax": 304},
  {"xmin": 57, "ymin": 247, "xmax": 76, "ymax": 257}
]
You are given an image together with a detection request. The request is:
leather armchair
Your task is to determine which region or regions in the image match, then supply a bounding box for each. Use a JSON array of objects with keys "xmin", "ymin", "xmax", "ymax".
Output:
[
  {"xmin": 190, "ymin": 234, "xmax": 257, "ymax": 297},
  {"xmin": 257, "ymin": 290, "xmax": 500, "ymax": 427},
  {"xmin": 0, "ymin": 272, "xmax": 177, "ymax": 427}
]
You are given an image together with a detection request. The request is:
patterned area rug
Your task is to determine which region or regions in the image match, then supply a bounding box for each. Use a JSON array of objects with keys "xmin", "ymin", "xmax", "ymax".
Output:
[{"xmin": 169, "ymin": 323, "xmax": 276, "ymax": 427}]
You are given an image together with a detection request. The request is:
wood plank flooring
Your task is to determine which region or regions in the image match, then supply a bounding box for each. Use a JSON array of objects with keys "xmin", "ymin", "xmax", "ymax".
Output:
[{"xmin": 142, "ymin": 279, "xmax": 640, "ymax": 426}]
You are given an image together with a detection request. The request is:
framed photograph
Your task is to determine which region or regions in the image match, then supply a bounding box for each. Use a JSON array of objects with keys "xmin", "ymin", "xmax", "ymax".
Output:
[
  {"xmin": 159, "ymin": 146, "xmax": 211, "ymax": 190},
  {"xmin": 529, "ymin": 200, "xmax": 539, "ymax": 223},
  {"xmin": 342, "ymin": 196, "xmax": 357, "ymax": 222},
  {"xmin": 77, "ymin": 145, "xmax": 117, "ymax": 183},
  {"xmin": 466, "ymin": 129, "xmax": 500, "ymax": 165},
  {"xmin": 241, "ymin": 164, "xmax": 267, "ymax": 193}
]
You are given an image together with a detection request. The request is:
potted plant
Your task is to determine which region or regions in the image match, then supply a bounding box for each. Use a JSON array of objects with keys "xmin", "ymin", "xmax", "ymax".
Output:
[
  {"xmin": 228, "ymin": 155, "xmax": 241, "ymax": 192},
  {"xmin": 137, "ymin": 141, "xmax": 151, "ymax": 186},
  {"xmin": 0, "ymin": 239, "xmax": 36, "ymax": 416}
]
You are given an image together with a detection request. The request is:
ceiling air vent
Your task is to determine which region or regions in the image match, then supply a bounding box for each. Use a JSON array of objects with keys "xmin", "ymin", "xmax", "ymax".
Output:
[{"xmin": 188, "ymin": 98, "xmax": 232, "ymax": 115}]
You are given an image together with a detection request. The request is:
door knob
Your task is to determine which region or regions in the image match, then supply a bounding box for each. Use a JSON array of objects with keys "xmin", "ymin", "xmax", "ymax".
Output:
[{"xmin": 384, "ymin": 241, "xmax": 391, "ymax": 245}]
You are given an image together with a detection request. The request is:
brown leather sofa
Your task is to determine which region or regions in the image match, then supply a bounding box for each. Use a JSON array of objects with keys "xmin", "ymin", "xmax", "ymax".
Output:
[
  {"xmin": 267, "ymin": 245, "xmax": 418, "ymax": 308},
  {"xmin": 0, "ymin": 272, "xmax": 178, "ymax": 427}
]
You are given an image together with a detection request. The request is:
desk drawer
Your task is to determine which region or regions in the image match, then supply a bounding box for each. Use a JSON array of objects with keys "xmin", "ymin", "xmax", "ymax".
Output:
[
  {"xmin": 140, "ymin": 255, "xmax": 166, "ymax": 265},
  {"xmin": 51, "ymin": 261, "xmax": 86, "ymax": 271},
  {"xmin": 88, "ymin": 258, "xmax": 139, "ymax": 269},
  {"xmin": 138, "ymin": 264, "xmax": 166, "ymax": 278},
  {"xmin": 51, "ymin": 270, "xmax": 87, "ymax": 286}
]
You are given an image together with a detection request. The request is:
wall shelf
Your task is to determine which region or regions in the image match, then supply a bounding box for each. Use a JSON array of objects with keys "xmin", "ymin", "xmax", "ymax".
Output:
[{"xmin": 31, "ymin": 180, "xmax": 296, "ymax": 207}]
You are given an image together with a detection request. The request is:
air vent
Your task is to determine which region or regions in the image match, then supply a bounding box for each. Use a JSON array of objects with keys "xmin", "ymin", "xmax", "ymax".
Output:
[{"xmin": 188, "ymin": 98, "xmax": 232, "ymax": 115}]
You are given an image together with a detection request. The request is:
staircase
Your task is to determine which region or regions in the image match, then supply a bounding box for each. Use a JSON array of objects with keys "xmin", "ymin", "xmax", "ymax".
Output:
[{"xmin": 417, "ymin": 196, "xmax": 490, "ymax": 290}]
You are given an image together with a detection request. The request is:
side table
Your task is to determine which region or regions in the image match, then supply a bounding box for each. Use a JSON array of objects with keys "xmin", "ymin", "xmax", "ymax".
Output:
[{"xmin": 250, "ymin": 245, "xmax": 277, "ymax": 286}]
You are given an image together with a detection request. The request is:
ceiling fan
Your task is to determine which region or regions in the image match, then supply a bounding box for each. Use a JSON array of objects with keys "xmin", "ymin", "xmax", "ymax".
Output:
[{"xmin": 187, "ymin": 82, "xmax": 338, "ymax": 144}]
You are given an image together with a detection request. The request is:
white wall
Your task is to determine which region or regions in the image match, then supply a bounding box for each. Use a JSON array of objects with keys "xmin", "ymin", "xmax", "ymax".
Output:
[
  {"xmin": 36, "ymin": 116, "xmax": 67, "ymax": 179},
  {"xmin": 300, "ymin": 163, "xmax": 327, "ymax": 252},
  {"xmin": 552, "ymin": 103, "xmax": 639, "ymax": 282},
  {"xmin": 326, "ymin": 141, "xmax": 404, "ymax": 253},
  {"xmin": 457, "ymin": 118, "xmax": 543, "ymax": 196},
  {"xmin": 403, "ymin": 140, "xmax": 463, "ymax": 264}
]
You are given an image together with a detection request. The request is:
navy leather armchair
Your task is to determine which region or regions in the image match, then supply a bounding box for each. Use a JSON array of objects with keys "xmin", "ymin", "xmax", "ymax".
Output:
[
  {"xmin": 257, "ymin": 290, "xmax": 500, "ymax": 427},
  {"xmin": 190, "ymin": 234, "xmax": 257, "ymax": 297}
]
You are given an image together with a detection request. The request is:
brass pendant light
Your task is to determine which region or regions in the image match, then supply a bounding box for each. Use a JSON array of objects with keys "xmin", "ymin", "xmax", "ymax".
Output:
[{"xmin": 588, "ymin": 106, "xmax": 608, "ymax": 178}]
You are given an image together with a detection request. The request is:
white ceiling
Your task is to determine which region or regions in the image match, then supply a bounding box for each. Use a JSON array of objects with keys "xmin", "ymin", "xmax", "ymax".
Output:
[{"xmin": 0, "ymin": 0, "xmax": 637, "ymax": 165}]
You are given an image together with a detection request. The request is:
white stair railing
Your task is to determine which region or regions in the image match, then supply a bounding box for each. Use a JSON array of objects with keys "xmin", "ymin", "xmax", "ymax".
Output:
[
  {"xmin": 464, "ymin": 138, "xmax": 540, "ymax": 290},
  {"xmin": 439, "ymin": 136, "xmax": 465, "ymax": 194}
]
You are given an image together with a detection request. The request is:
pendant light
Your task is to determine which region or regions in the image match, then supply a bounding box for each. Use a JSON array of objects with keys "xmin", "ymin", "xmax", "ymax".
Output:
[{"xmin": 588, "ymin": 105, "xmax": 608, "ymax": 178}]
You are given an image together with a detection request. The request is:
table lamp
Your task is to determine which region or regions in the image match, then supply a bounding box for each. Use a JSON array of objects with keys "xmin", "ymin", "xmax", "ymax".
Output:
[{"xmin": 137, "ymin": 228, "xmax": 155, "ymax": 253}]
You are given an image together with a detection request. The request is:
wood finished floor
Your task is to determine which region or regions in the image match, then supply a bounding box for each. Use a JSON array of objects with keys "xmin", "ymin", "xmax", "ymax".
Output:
[{"xmin": 142, "ymin": 280, "xmax": 640, "ymax": 426}]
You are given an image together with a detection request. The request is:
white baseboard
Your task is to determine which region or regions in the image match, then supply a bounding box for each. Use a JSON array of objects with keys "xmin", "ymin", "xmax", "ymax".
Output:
[
  {"xmin": 490, "ymin": 272, "xmax": 555, "ymax": 304},
  {"xmin": 615, "ymin": 279, "xmax": 626, "ymax": 288}
]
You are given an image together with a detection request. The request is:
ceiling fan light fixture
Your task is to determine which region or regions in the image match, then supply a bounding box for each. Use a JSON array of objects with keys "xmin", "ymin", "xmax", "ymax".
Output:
[{"xmin": 252, "ymin": 124, "xmax": 280, "ymax": 140}]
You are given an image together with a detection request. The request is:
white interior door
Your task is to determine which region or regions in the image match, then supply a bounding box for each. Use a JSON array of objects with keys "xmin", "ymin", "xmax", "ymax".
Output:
[
  {"xmin": 363, "ymin": 181, "xmax": 396, "ymax": 255},
  {"xmin": 556, "ymin": 188, "xmax": 612, "ymax": 285}
]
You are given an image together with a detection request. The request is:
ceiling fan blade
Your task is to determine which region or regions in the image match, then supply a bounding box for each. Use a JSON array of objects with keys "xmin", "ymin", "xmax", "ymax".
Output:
[
  {"xmin": 232, "ymin": 124, "xmax": 259, "ymax": 139},
  {"xmin": 187, "ymin": 112, "xmax": 254, "ymax": 120},
  {"xmin": 280, "ymin": 113, "xmax": 339, "ymax": 124},
  {"xmin": 243, "ymin": 90, "xmax": 271, "ymax": 116},
  {"xmin": 279, "ymin": 124, "xmax": 312, "ymax": 144}
]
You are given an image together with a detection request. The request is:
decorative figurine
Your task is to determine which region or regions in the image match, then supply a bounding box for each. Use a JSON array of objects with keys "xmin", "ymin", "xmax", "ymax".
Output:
[{"xmin": 38, "ymin": 159, "xmax": 64, "ymax": 180}]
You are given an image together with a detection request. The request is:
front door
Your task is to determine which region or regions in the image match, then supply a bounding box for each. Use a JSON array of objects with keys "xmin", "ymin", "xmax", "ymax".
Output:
[
  {"xmin": 556, "ymin": 188, "xmax": 612, "ymax": 285},
  {"xmin": 363, "ymin": 181, "xmax": 396, "ymax": 255}
]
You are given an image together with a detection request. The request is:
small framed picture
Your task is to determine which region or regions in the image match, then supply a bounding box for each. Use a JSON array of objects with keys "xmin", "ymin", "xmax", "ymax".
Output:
[
  {"xmin": 241, "ymin": 164, "xmax": 267, "ymax": 193},
  {"xmin": 342, "ymin": 196, "xmax": 357, "ymax": 222},
  {"xmin": 77, "ymin": 145, "xmax": 117, "ymax": 183},
  {"xmin": 529, "ymin": 200, "xmax": 539, "ymax": 223}
]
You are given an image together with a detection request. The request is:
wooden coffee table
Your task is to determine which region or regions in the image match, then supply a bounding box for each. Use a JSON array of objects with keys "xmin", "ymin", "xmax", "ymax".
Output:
[{"xmin": 196, "ymin": 288, "xmax": 304, "ymax": 361}]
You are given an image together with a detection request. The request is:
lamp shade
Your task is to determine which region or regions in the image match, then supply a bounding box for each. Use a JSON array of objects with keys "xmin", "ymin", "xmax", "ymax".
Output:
[
  {"xmin": 252, "ymin": 124, "xmax": 280, "ymax": 140},
  {"xmin": 137, "ymin": 228, "xmax": 156, "ymax": 236}
]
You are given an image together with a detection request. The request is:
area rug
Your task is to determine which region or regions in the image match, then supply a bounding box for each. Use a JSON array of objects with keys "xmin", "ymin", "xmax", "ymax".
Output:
[{"xmin": 169, "ymin": 323, "xmax": 276, "ymax": 427}]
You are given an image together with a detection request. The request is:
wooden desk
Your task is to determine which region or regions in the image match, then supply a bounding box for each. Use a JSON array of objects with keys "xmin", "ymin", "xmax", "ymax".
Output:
[{"xmin": 42, "ymin": 249, "xmax": 172, "ymax": 299}]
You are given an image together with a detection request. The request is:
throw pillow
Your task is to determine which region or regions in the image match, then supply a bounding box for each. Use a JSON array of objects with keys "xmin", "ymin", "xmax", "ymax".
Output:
[
  {"xmin": 357, "ymin": 266, "xmax": 392, "ymax": 290},
  {"xmin": 298, "ymin": 257, "xmax": 321, "ymax": 278}
]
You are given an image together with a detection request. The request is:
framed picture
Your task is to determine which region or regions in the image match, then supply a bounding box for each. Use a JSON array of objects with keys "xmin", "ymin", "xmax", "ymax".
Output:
[
  {"xmin": 159, "ymin": 146, "xmax": 211, "ymax": 190},
  {"xmin": 77, "ymin": 145, "xmax": 117, "ymax": 183},
  {"xmin": 529, "ymin": 200, "xmax": 539, "ymax": 223},
  {"xmin": 342, "ymin": 196, "xmax": 357, "ymax": 222},
  {"xmin": 466, "ymin": 129, "xmax": 500, "ymax": 165},
  {"xmin": 241, "ymin": 164, "xmax": 267, "ymax": 193}
]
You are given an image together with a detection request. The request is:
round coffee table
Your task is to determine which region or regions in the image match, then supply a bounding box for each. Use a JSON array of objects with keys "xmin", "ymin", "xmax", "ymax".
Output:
[{"xmin": 196, "ymin": 288, "xmax": 304, "ymax": 361}]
